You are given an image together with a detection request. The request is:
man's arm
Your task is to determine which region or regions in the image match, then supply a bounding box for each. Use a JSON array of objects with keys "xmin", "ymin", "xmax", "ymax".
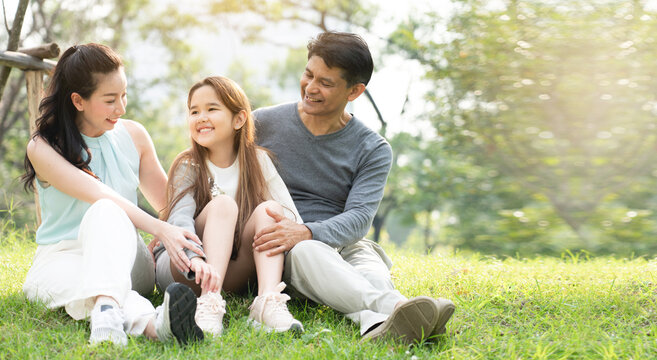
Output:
[{"xmin": 253, "ymin": 142, "xmax": 392, "ymax": 254}]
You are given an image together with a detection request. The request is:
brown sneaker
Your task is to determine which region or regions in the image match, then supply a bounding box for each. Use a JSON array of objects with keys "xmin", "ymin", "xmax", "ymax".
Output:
[
  {"xmin": 430, "ymin": 298, "xmax": 455, "ymax": 336},
  {"xmin": 362, "ymin": 296, "xmax": 442, "ymax": 344}
]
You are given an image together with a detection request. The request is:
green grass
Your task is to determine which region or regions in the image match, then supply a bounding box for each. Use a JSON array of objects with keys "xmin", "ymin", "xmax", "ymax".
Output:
[{"xmin": 2, "ymin": 225, "xmax": 657, "ymax": 359}]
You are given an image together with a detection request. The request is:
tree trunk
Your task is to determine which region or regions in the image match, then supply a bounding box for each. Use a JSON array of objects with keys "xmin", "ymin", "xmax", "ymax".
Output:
[
  {"xmin": 25, "ymin": 70, "xmax": 43, "ymax": 226},
  {"xmin": 0, "ymin": 0, "xmax": 30, "ymax": 102}
]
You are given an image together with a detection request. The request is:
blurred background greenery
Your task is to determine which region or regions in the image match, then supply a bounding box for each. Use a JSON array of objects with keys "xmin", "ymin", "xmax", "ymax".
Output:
[{"xmin": 1, "ymin": 0, "xmax": 656, "ymax": 257}]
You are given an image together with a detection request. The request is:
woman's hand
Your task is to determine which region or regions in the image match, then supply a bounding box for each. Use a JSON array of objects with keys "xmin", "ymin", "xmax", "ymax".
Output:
[
  {"xmin": 147, "ymin": 238, "xmax": 161, "ymax": 264},
  {"xmin": 155, "ymin": 221, "xmax": 203, "ymax": 273},
  {"xmin": 190, "ymin": 257, "xmax": 220, "ymax": 293}
]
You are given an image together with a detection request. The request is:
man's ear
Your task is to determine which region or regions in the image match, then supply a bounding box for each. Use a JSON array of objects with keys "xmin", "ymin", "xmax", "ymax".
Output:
[
  {"xmin": 71, "ymin": 92, "xmax": 84, "ymax": 112},
  {"xmin": 233, "ymin": 110, "xmax": 247, "ymax": 130},
  {"xmin": 347, "ymin": 83, "xmax": 367, "ymax": 102}
]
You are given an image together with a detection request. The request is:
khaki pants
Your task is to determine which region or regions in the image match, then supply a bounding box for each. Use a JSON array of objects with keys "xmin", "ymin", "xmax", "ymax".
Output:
[
  {"xmin": 23, "ymin": 199, "xmax": 156, "ymax": 335},
  {"xmin": 283, "ymin": 239, "xmax": 406, "ymax": 335}
]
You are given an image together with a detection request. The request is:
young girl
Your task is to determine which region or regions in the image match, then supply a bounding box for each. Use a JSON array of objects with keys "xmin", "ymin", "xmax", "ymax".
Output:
[
  {"xmin": 22, "ymin": 43, "xmax": 203, "ymax": 346},
  {"xmin": 152, "ymin": 76, "xmax": 304, "ymax": 336}
]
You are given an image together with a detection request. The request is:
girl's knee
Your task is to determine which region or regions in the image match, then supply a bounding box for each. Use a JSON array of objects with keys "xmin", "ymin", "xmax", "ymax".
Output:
[
  {"xmin": 255, "ymin": 200, "xmax": 282, "ymax": 216},
  {"xmin": 206, "ymin": 194, "xmax": 238, "ymax": 216}
]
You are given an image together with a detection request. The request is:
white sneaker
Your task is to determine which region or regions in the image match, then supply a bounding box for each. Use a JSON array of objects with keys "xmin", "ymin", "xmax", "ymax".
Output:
[
  {"xmin": 195, "ymin": 291, "xmax": 226, "ymax": 336},
  {"xmin": 155, "ymin": 282, "xmax": 204, "ymax": 344},
  {"xmin": 248, "ymin": 282, "xmax": 304, "ymax": 333},
  {"xmin": 89, "ymin": 304, "xmax": 127, "ymax": 346}
]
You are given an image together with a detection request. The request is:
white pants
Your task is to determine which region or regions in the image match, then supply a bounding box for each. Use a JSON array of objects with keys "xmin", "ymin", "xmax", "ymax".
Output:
[
  {"xmin": 23, "ymin": 199, "xmax": 156, "ymax": 335},
  {"xmin": 283, "ymin": 239, "xmax": 407, "ymax": 335}
]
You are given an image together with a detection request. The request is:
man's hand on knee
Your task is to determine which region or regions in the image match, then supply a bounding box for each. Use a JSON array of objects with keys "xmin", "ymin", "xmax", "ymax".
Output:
[{"xmin": 253, "ymin": 208, "xmax": 312, "ymax": 256}]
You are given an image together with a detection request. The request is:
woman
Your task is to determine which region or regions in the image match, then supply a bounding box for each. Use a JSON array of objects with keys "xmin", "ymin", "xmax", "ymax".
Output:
[{"xmin": 22, "ymin": 43, "xmax": 203, "ymax": 346}]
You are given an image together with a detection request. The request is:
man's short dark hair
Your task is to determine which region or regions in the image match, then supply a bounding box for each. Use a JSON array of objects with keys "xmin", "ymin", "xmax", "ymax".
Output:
[{"xmin": 307, "ymin": 31, "xmax": 374, "ymax": 87}]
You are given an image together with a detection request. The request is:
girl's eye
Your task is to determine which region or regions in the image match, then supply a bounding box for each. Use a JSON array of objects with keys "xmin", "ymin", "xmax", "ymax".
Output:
[{"xmin": 190, "ymin": 111, "xmax": 198, "ymax": 115}]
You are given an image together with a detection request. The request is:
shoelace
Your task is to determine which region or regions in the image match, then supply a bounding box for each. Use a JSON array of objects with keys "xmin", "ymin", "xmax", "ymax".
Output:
[
  {"xmin": 197, "ymin": 293, "xmax": 226, "ymax": 321},
  {"xmin": 251, "ymin": 282, "xmax": 292, "ymax": 321},
  {"xmin": 255, "ymin": 293, "xmax": 292, "ymax": 320}
]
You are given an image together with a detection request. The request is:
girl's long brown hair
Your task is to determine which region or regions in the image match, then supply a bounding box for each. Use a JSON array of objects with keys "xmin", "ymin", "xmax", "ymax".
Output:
[{"xmin": 160, "ymin": 76, "xmax": 270, "ymax": 259}]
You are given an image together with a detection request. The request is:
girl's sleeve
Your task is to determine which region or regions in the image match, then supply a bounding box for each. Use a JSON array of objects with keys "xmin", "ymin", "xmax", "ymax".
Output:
[
  {"xmin": 160, "ymin": 161, "xmax": 205, "ymax": 280},
  {"xmin": 259, "ymin": 150, "xmax": 303, "ymax": 224}
]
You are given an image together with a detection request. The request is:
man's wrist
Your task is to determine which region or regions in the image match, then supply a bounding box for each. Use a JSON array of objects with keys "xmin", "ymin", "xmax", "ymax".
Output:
[{"xmin": 303, "ymin": 225, "xmax": 313, "ymax": 240}]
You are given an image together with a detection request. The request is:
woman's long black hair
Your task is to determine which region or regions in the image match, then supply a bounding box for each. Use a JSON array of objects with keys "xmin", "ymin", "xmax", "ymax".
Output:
[{"xmin": 22, "ymin": 43, "xmax": 123, "ymax": 191}]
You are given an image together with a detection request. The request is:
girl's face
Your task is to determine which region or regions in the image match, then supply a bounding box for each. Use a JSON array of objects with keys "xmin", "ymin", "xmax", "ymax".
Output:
[
  {"xmin": 73, "ymin": 68, "xmax": 127, "ymax": 137},
  {"xmin": 188, "ymin": 85, "xmax": 244, "ymax": 152}
]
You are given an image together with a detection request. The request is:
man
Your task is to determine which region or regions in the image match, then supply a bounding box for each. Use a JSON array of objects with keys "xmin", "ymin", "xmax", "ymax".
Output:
[{"xmin": 252, "ymin": 31, "xmax": 455, "ymax": 344}]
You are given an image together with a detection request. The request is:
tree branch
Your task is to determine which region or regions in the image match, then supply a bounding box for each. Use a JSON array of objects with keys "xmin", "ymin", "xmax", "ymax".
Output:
[
  {"xmin": 2, "ymin": 0, "xmax": 10, "ymax": 33},
  {"xmin": 0, "ymin": 0, "xmax": 29, "ymax": 103}
]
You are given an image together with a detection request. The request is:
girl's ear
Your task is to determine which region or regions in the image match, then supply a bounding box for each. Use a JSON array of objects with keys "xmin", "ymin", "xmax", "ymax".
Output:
[
  {"xmin": 233, "ymin": 110, "xmax": 247, "ymax": 130},
  {"xmin": 71, "ymin": 92, "xmax": 85, "ymax": 112}
]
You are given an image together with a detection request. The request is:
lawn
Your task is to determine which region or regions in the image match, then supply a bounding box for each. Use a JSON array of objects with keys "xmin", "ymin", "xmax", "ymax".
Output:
[{"xmin": 1, "ymin": 224, "xmax": 657, "ymax": 359}]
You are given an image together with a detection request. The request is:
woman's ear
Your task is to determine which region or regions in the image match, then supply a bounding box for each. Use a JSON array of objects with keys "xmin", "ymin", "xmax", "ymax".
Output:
[
  {"xmin": 233, "ymin": 110, "xmax": 247, "ymax": 130},
  {"xmin": 71, "ymin": 92, "xmax": 84, "ymax": 112}
]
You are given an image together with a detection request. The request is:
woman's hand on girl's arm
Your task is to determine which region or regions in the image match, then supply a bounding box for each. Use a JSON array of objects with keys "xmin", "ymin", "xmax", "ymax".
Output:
[
  {"xmin": 190, "ymin": 257, "xmax": 220, "ymax": 293},
  {"xmin": 154, "ymin": 221, "xmax": 204, "ymax": 273}
]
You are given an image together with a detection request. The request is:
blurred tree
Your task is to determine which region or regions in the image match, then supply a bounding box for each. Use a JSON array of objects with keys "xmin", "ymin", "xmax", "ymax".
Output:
[
  {"xmin": 389, "ymin": 0, "xmax": 657, "ymax": 254},
  {"xmin": 0, "ymin": 0, "xmax": 207, "ymax": 224}
]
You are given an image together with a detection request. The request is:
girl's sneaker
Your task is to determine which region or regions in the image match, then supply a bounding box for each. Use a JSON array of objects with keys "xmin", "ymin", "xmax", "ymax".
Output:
[
  {"xmin": 195, "ymin": 291, "xmax": 226, "ymax": 336},
  {"xmin": 248, "ymin": 282, "xmax": 304, "ymax": 333}
]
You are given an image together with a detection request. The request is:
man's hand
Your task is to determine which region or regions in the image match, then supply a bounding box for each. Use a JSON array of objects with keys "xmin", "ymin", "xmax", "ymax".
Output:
[{"xmin": 253, "ymin": 208, "xmax": 312, "ymax": 256}]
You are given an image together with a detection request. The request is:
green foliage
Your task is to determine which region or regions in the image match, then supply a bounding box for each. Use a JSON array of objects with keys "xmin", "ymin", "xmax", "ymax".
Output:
[
  {"xmin": 387, "ymin": 0, "xmax": 657, "ymax": 255},
  {"xmin": 207, "ymin": 0, "xmax": 378, "ymax": 32}
]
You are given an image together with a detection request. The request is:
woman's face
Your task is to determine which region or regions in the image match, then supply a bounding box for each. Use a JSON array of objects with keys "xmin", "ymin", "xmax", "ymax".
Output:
[
  {"xmin": 74, "ymin": 67, "xmax": 127, "ymax": 137},
  {"xmin": 187, "ymin": 85, "xmax": 241, "ymax": 152}
]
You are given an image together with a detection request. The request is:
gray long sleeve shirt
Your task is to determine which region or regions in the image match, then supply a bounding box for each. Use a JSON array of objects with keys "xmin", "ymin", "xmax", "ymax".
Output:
[{"xmin": 253, "ymin": 102, "xmax": 392, "ymax": 248}]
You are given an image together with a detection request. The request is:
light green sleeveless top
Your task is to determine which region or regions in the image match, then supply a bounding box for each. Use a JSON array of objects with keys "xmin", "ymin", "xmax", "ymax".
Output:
[{"xmin": 35, "ymin": 120, "xmax": 140, "ymax": 245}]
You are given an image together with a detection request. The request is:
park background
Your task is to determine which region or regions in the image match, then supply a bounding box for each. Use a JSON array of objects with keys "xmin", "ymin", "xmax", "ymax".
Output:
[
  {"xmin": 2, "ymin": 0, "xmax": 657, "ymax": 257},
  {"xmin": 3, "ymin": 1, "xmax": 657, "ymax": 359}
]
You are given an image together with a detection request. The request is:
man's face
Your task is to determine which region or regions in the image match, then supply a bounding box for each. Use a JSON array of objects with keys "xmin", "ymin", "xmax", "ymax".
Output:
[{"xmin": 299, "ymin": 55, "xmax": 355, "ymax": 118}]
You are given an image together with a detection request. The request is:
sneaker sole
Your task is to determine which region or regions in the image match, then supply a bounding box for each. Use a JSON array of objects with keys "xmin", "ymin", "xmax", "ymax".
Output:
[
  {"xmin": 247, "ymin": 318, "xmax": 304, "ymax": 333},
  {"xmin": 363, "ymin": 296, "xmax": 439, "ymax": 344},
  {"xmin": 165, "ymin": 283, "xmax": 204, "ymax": 345},
  {"xmin": 431, "ymin": 298, "xmax": 455, "ymax": 337}
]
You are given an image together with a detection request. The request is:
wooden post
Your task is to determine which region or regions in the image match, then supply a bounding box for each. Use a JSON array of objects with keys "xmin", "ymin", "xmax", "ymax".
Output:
[
  {"xmin": 0, "ymin": 44, "xmax": 57, "ymax": 226},
  {"xmin": 25, "ymin": 70, "xmax": 43, "ymax": 226}
]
